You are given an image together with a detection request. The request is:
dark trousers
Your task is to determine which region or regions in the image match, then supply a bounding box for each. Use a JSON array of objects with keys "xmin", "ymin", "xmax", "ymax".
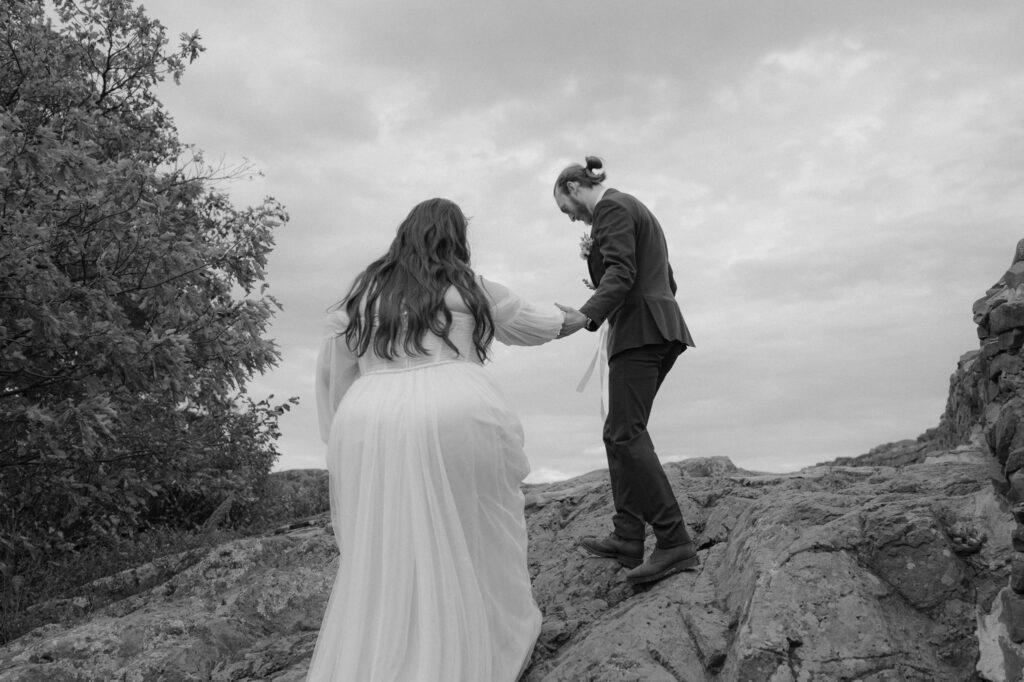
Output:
[{"xmin": 604, "ymin": 340, "xmax": 690, "ymax": 548}]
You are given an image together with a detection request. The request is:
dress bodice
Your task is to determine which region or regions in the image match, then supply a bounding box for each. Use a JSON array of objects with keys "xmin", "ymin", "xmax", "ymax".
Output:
[
  {"xmin": 316, "ymin": 276, "xmax": 564, "ymax": 442},
  {"xmin": 357, "ymin": 313, "xmax": 482, "ymax": 375}
]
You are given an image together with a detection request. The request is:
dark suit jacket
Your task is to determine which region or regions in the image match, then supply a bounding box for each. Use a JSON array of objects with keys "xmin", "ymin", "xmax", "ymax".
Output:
[{"xmin": 579, "ymin": 188, "xmax": 695, "ymax": 358}]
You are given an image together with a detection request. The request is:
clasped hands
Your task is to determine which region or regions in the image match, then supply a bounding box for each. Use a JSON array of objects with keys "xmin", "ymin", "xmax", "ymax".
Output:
[{"xmin": 556, "ymin": 303, "xmax": 589, "ymax": 339}]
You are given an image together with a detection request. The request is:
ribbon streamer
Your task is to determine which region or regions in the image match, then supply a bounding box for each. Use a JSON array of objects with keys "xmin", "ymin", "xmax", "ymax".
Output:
[{"xmin": 575, "ymin": 326, "xmax": 609, "ymax": 420}]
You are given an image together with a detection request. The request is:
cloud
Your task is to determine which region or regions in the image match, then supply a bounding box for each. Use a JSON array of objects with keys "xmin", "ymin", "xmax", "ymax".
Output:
[{"xmin": 137, "ymin": 0, "xmax": 1024, "ymax": 478}]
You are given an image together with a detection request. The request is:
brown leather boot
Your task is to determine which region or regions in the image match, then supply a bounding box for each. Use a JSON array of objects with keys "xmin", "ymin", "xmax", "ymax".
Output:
[
  {"xmin": 578, "ymin": 533, "xmax": 644, "ymax": 568},
  {"xmin": 625, "ymin": 543, "xmax": 699, "ymax": 584}
]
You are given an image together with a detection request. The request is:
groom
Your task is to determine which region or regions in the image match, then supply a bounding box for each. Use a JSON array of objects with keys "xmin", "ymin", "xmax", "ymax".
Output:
[{"xmin": 554, "ymin": 156, "xmax": 698, "ymax": 585}]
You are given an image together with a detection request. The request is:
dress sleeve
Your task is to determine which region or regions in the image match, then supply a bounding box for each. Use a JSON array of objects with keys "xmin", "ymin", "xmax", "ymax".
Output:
[
  {"xmin": 478, "ymin": 275, "xmax": 564, "ymax": 347},
  {"xmin": 315, "ymin": 309, "xmax": 360, "ymax": 442}
]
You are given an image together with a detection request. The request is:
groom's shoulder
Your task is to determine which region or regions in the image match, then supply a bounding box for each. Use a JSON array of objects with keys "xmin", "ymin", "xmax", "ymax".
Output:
[
  {"xmin": 597, "ymin": 188, "xmax": 638, "ymax": 212},
  {"xmin": 602, "ymin": 188, "xmax": 629, "ymax": 203}
]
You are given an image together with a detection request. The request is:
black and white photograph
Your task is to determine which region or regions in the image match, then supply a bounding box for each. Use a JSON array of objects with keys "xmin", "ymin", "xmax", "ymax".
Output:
[{"xmin": 3, "ymin": 1, "xmax": 1024, "ymax": 679}]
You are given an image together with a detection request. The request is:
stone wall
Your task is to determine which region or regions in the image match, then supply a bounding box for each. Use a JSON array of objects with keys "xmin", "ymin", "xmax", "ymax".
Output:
[
  {"xmin": 973, "ymin": 240, "xmax": 1024, "ymax": 501},
  {"xmin": 958, "ymin": 238, "xmax": 1024, "ymax": 670},
  {"xmin": 904, "ymin": 241, "xmax": 1024, "ymax": 463}
]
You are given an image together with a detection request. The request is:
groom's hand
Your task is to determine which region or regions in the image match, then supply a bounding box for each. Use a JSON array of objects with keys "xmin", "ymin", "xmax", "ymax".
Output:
[{"xmin": 556, "ymin": 303, "xmax": 589, "ymax": 338}]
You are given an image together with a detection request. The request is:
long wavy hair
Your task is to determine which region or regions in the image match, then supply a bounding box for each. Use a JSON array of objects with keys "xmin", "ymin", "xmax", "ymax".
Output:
[{"xmin": 339, "ymin": 198, "xmax": 494, "ymax": 362}]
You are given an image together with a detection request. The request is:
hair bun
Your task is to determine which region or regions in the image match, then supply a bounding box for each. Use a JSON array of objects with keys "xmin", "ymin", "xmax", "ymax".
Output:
[{"xmin": 584, "ymin": 156, "xmax": 603, "ymax": 172}]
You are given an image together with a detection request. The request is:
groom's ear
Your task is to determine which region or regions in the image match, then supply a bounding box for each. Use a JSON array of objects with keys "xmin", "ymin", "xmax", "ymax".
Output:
[{"xmin": 565, "ymin": 181, "xmax": 578, "ymax": 196}]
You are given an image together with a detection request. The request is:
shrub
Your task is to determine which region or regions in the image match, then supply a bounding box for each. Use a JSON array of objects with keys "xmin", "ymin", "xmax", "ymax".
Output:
[{"xmin": 0, "ymin": 0, "xmax": 294, "ymax": 640}]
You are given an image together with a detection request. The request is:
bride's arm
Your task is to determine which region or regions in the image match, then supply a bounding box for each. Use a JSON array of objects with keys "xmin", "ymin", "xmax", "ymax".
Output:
[
  {"xmin": 315, "ymin": 309, "xmax": 360, "ymax": 442},
  {"xmin": 478, "ymin": 276, "xmax": 565, "ymax": 347}
]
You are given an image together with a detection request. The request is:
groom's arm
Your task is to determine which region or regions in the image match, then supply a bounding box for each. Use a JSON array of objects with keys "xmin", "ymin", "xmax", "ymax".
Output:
[{"xmin": 579, "ymin": 201, "xmax": 636, "ymax": 328}]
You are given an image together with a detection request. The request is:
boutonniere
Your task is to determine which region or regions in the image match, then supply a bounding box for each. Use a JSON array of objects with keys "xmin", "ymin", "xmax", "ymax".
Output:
[{"xmin": 579, "ymin": 232, "xmax": 594, "ymax": 260}]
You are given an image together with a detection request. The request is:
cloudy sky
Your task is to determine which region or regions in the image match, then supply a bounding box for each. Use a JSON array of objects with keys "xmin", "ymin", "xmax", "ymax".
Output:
[{"xmin": 139, "ymin": 0, "xmax": 1024, "ymax": 481}]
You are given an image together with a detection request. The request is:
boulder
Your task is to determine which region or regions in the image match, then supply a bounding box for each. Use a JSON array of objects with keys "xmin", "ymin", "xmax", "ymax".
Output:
[
  {"xmin": 1001, "ymin": 263, "xmax": 1024, "ymax": 292},
  {"xmin": 0, "ymin": 529, "xmax": 336, "ymax": 681},
  {"xmin": 0, "ymin": 450, "xmax": 1013, "ymax": 681}
]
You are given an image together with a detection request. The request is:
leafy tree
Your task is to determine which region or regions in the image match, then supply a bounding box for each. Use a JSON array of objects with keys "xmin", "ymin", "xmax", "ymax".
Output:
[{"xmin": 0, "ymin": 0, "xmax": 292, "ymax": 591}]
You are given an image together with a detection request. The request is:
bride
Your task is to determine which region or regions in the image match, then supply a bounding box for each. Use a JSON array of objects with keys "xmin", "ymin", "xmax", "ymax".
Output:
[{"xmin": 308, "ymin": 198, "xmax": 565, "ymax": 681}]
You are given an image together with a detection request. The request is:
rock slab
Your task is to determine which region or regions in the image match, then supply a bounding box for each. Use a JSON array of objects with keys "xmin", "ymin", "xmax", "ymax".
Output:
[{"xmin": 0, "ymin": 453, "xmax": 1014, "ymax": 681}]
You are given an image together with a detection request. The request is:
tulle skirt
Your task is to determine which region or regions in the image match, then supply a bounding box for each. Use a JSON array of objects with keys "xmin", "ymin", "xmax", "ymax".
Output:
[{"xmin": 306, "ymin": 361, "xmax": 542, "ymax": 681}]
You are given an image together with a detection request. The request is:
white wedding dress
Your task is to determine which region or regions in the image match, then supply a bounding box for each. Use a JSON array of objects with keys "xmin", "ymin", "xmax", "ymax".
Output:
[{"xmin": 307, "ymin": 276, "xmax": 562, "ymax": 681}]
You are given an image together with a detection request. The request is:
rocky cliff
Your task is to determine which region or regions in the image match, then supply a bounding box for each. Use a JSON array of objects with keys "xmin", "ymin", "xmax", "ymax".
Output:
[{"xmin": 4, "ymin": 244, "xmax": 1024, "ymax": 681}]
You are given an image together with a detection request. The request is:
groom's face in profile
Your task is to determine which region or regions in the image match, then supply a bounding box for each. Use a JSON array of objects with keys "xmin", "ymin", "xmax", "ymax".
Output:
[{"xmin": 555, "ymin": 185, "xmax": 593, "ymax": 225}]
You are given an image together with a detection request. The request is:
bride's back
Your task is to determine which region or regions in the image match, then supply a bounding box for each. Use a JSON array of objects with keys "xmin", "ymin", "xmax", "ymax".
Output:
[{"xmin": 355, "ymin": 285, "xmax": 484, "ymax": 374}]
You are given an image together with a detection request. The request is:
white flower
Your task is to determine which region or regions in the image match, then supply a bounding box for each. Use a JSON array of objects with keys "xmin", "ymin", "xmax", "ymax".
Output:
[{"xmin": 579, "ymin": 232, "xmax": 594, "ymax": 260}]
